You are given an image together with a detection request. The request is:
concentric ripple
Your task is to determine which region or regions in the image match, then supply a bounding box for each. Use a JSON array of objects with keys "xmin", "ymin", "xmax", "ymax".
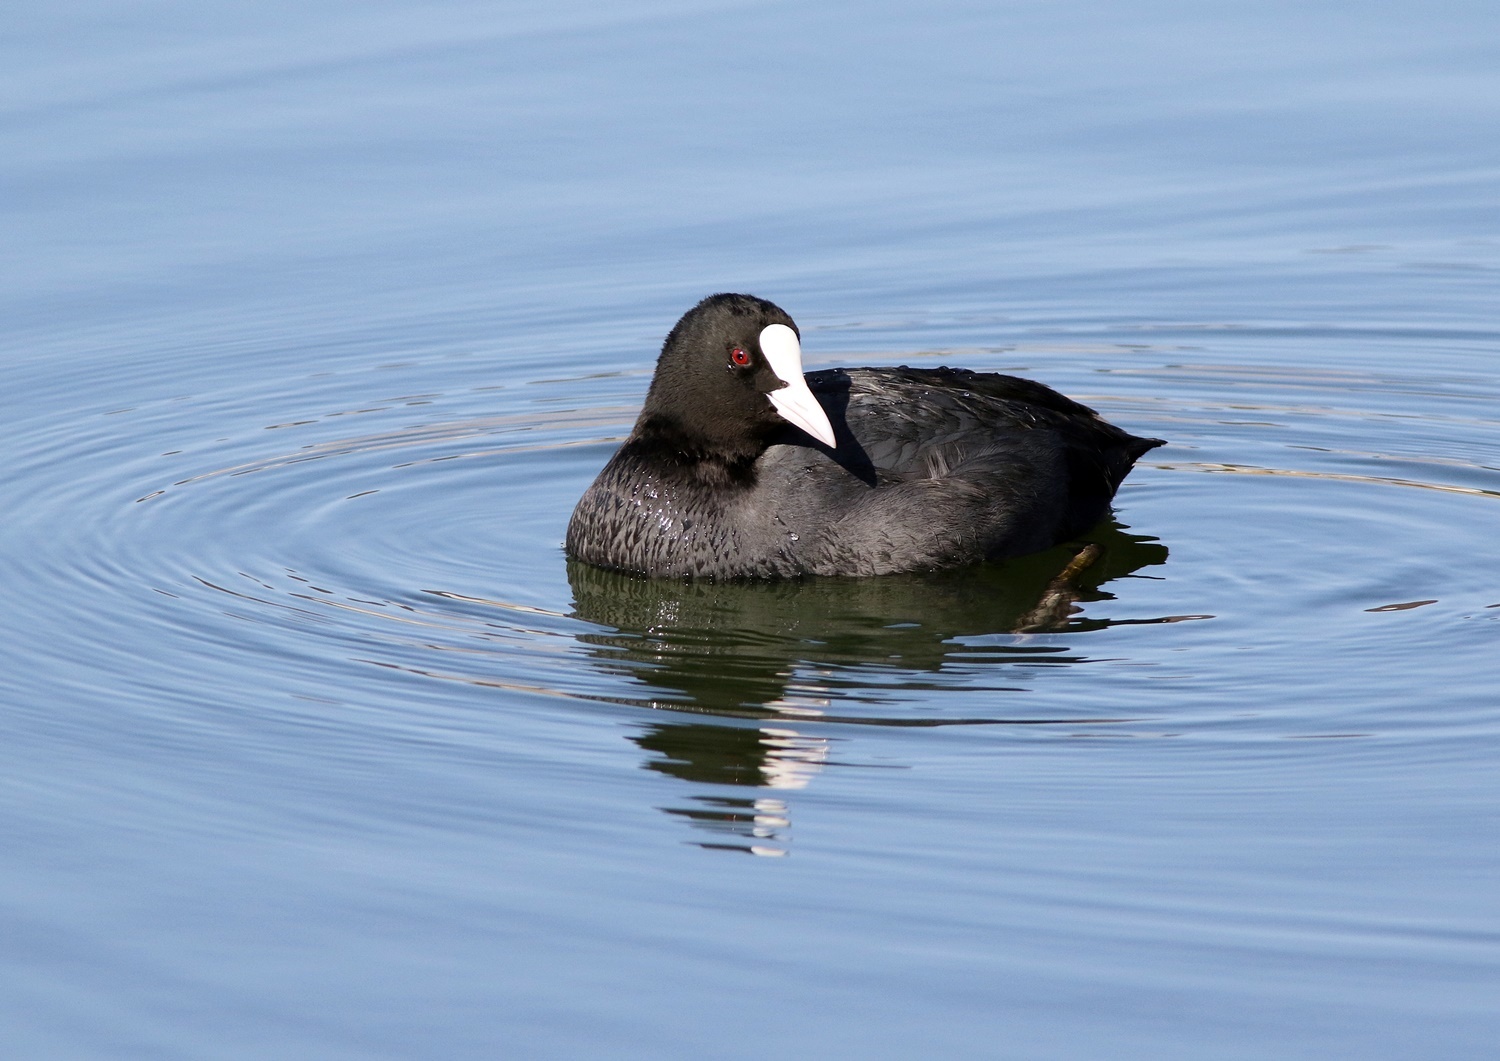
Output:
[{"xmin": 8, "ymin": 332, "xmax": 1498, "ymax": 814}]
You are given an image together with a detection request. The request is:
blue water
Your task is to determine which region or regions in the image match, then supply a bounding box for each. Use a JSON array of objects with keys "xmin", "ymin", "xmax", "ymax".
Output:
[{"xmin": 4, "ymin": 1, "xmax": 1499, "ymax": 1057}]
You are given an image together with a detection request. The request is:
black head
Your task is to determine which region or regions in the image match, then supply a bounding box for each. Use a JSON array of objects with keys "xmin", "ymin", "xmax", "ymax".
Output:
[{"xmin": 634, "ymin": 293, "xmax": 835, "ymax": 462}]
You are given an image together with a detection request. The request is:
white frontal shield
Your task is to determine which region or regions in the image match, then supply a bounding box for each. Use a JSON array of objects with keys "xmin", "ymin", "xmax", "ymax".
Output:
[{"xmin": 759, "ymin": 324, "xmax": 836, "ymax": 447}]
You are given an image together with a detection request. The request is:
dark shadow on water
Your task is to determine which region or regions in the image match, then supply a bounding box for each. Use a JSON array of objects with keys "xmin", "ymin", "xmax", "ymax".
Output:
[
  {"xmin": 567, "ymin": 522, "xmax": 1179, "ymax": 852},
  {"xmin": 567, "ymin": 521, "xmax": 1172, "ymax": 723}
]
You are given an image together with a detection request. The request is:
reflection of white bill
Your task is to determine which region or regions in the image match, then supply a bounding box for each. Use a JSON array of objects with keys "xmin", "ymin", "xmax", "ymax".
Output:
[{"xmin": 757, "ymin": 726, "xmax": 830, "ymax": 791}]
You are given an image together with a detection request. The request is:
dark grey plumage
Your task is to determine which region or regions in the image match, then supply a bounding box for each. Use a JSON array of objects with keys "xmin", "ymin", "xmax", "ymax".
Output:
[{"xmin": 567, "ymin": 294, "xmax": 1163, "ymax": 579}]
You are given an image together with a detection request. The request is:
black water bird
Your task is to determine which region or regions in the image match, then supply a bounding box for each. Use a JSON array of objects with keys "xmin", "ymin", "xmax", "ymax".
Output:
[{"xmin": 567, "ymin": 294, "xmax": 1163, "ymax": 579}]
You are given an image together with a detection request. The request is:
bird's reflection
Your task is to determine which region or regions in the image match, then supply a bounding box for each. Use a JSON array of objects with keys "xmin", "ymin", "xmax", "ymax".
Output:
[
  {"xmin": 633, "ymin": 721, "xmax": 830, "ymax": 855},
  {"xmin": 568, "ymin": 522, "xmax": 1177, "ymax": 854},
  {"xmin": 632, "ymin": 718, "xmax": 830, "ymax": 788}
]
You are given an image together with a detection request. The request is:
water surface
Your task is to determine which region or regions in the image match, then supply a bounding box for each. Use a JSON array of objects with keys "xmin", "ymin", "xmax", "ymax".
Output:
[{"xmin": 4, "ymin": 1, "xmax": 1499, "ymax": 1058}]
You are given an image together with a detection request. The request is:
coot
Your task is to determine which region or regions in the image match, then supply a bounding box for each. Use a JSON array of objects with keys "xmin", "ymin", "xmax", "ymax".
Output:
[{"xmin": 567, "ymin": 293, "xmax": 1163, "ymax": 579}]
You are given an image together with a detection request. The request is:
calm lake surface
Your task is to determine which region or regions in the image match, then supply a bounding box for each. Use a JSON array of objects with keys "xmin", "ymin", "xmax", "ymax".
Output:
[{"xmin": 4, "ymin": 1, "xmax": 1499, "ymax": 1057}]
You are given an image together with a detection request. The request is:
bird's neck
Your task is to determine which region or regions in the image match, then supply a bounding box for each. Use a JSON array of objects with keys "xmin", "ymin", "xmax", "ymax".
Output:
[{"xmin": 622, "ymin": 420, "xmax": 761, "ymax": 488}]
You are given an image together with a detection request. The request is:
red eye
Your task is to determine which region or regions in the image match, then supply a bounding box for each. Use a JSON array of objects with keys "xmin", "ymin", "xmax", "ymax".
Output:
[{"xmin": 730, "ymin": 347, "xmax": 752, "ymax": 367}]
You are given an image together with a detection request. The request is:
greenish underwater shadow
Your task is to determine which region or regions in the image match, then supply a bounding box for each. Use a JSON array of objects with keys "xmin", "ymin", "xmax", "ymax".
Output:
[
  {"xmin": 567, "ymin": 520, "xmax": 1172, "ymax": 722},
  {"xmin": 567, "ymin": 522, "xmax": 1181, "ymax": 852}
]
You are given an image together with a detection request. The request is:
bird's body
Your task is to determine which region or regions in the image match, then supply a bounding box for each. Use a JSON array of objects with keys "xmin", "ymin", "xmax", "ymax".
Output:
[{"xmin": 567, "ymin": 295, "xmax": 1162, "ymax": 579}]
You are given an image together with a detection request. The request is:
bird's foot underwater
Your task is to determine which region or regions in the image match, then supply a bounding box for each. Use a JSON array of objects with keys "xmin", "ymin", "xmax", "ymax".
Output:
[{"xmin": 1013, "ymin": 543, "xmax": 1104, "ymax": 633}]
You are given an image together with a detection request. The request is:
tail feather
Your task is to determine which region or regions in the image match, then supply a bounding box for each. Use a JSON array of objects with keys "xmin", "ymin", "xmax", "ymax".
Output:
[{"xmin": 1127, "ymin": 436, "xmax": 1167, "ymax": 462}]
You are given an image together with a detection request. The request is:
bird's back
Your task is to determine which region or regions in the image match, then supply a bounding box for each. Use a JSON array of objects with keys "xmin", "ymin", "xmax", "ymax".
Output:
[{"xmin": 750, "ymin": 367, "xmax": 1161, "ymax": 576}]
